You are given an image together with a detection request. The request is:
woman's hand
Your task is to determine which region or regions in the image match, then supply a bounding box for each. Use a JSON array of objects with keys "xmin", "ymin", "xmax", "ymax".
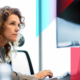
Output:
[{"xmin": 34, "ymin": 70, "xmax": 53, "ymax": 80}]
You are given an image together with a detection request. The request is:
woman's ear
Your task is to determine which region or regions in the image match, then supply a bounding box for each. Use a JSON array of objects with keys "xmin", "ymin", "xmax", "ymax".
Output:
[
  {"xmin": 3, "ymin": 24, "xmax": 4, "ymax": 28},
  {"xmin": 3, "ymin": 24, "xmax": 6, "ymax": 29}
]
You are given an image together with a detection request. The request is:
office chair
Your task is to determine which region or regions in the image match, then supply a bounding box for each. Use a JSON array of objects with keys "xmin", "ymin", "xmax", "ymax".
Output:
[{"xmin": 11, "ymin": 50, "xmax": 34, "ymax": 75}]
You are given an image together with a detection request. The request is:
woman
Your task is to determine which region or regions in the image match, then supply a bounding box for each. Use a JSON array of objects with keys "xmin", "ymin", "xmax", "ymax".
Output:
[{"xmin": 0, "ymin": 6, "xmax": 53, "ymax": 80}]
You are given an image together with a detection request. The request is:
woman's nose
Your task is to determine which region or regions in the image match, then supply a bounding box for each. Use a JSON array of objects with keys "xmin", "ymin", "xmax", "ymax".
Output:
[{"xmin": 15, "ymin": 25, "xmax": 20, "ymax": 32}]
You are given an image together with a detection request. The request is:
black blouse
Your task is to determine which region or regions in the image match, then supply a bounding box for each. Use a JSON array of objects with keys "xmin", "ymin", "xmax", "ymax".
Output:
[{"xmin": 0, "ymin": 46, "xmax": 6, "ymax": 62}]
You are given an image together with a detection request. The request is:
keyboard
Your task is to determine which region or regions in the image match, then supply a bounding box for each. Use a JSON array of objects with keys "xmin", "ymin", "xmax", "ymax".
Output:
[{"xmin": 43, "ymin": 73, "xmax": 70, "ymax": 80}]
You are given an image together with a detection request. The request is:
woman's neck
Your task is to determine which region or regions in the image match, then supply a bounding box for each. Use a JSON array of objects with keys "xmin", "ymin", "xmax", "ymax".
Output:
[
  {"xmin": 0, "ymin": 43, "xmax": 5, "ymax": 48},
  {"xmin": 0, "ymin": 38, "xmax": 9, "ymax": 48}
]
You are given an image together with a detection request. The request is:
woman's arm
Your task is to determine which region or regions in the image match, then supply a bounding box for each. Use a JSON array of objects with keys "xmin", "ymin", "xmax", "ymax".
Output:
[
  {"xmin": 0, "ymin": 59, "xmax": 53, "ymax": 80},
  {"xmin": 12, "ymin": 70, "xmax": 53, "ymax": 80}
]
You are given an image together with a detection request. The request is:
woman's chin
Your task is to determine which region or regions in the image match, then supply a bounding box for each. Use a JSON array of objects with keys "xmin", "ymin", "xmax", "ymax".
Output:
[{"xmin": 10, "ymin": 39, "xmax": 17, "ymax": 42}]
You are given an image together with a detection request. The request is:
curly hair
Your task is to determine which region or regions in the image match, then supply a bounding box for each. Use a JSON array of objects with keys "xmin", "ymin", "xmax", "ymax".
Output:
[{"xmin": 0, "ymin": 6, "xmax": 25, "ymax": 62}]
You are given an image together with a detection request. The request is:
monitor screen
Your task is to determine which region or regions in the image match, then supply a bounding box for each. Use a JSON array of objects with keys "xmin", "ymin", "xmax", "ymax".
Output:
[{"xmin": 56, "ymin": 0, "xmax": 80, "ymax": 48}]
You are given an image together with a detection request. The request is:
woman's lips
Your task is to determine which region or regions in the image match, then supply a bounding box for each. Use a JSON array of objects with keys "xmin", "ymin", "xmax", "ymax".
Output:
[
  {"xmin": 13, "ymin": 34, "xmax": 18, "ymax": 35},
  {"xmin": 13, "ymin": 34, "xmax": 18, "ymax": 36}
]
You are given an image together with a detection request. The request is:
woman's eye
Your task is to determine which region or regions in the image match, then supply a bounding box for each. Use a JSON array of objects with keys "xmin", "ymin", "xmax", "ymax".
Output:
[
  {"xmin": 18, "ymin": 24, "xmax": 20, "ymax": 27},
  {"xmin": 10, "ymin": 23, "xmax": 14, "ymax": 25}
]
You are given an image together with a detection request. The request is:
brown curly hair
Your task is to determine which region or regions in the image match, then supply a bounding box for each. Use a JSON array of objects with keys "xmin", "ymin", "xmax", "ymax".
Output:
[{"xmin": 0, "ymin": 6, "xmax": 25, "ymax": 62}]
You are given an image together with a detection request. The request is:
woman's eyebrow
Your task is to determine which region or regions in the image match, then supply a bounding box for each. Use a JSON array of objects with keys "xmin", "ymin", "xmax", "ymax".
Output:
[{"xmin": 10, "ymin": 20, "xmax": 20, "ymax": 24}]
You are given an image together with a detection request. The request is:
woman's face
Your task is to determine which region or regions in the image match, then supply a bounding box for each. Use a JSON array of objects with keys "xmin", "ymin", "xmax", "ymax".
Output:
[{"xmin": 2, "ymin": 14, "xmax": 20, "ymax": 42}]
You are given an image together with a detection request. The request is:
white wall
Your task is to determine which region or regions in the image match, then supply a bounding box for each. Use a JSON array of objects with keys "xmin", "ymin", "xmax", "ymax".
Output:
[{"xmin": 42, "ymin": 19, "xmax": 70, "ymax": 77}]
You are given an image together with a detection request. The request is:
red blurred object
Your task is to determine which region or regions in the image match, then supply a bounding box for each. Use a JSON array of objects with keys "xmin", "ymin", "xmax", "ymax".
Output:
[
  {"xmin": 71, "ymin": 47, "xmax": 80, "ymax": 80},
  {"xmin": 57, "ymin": 0, "xmax": 74, "ymax": 16}
]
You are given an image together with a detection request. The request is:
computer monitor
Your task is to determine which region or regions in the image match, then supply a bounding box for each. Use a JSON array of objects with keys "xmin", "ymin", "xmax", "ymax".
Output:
[{"xmin": 56, "ymin": 0, "xmax": 80, "ymax": 48}]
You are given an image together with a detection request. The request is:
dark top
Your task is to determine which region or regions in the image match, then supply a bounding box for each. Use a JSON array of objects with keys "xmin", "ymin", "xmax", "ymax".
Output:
[{"xmin": 0, "ymin": 46, "xmax": 6, "ymax": 62}]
